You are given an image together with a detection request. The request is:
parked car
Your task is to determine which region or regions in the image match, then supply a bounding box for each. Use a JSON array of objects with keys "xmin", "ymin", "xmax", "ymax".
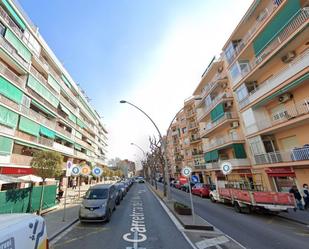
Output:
[
  {"xmin": 181, "ymin": 182, "xmax": 195, "ymax": 193},
  {"xmin": 118, "ymin": 182, "xmax": 127, "ymax": 197},
  {"xmin": 0, "ymin": 214, "xmax": 49, "ymax": 249},
  {"xmin": 79, "ymin": 184, "xmax": 117, "ymax": 223},
  {"xmin": 114, "ymin": 184, "xmax": 123, "ymax": 205},
  {"xmin": 191, "ymin": 183, "xmax": 213, "ymax": 198},
  {"xmin": 137, "ymin": 177, "xmax": 145, "ymax": 183}
]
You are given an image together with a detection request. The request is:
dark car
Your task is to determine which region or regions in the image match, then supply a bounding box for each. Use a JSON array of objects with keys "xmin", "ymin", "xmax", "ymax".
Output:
[
  {"xmin": 79, "ymin": 184, "xmax": 117, "ymax": 223},
  {"xmin": 118, "ymin": 182, "xmax": 126, "ymax": 197},
  {"xmin": 191, "ymin": 183, "xmax": 212, "ymax": 198},
  {"xmin": 114, "ymin": 184, "xmax": 123, "ymax": 205},
  {"xmin": 181, "ymin": 182, "xmax": 195, "ymax": 193}
]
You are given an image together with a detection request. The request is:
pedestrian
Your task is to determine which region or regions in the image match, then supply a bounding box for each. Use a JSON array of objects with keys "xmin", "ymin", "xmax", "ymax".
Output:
[
  {"xmin": 289, "ymin": 185, "xmax": 304, "ymax": 211},
  {"xmin": 72, "ymin": 178, "xmax": 77, "ymax": 190},
  {"xmin": 302, "ymin": 183, "xmax": 309, "ymax": 210}
]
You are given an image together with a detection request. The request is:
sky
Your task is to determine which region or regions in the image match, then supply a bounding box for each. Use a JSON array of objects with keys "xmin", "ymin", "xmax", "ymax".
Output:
[{"xmin": 20, "ymin": 0, "xmax": 252, "ymax": 166}]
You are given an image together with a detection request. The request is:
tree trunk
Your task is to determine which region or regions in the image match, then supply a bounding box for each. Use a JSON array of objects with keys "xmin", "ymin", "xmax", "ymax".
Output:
[
  {"xmin": 38, "ymin": 180, "xmax": 45, "ymax": 215},
  {"xmin": 27, "ymin": 182, "xmax": 33, "ymax": 213},
  {"xmin": 163, "ymin": 169, "xmax": 167, "ymax": 197}
]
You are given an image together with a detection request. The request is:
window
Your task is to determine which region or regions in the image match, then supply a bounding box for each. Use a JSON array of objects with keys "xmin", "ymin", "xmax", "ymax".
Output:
[
  {"xmin": 236, "ymin": 84, "xmax": 249, "ymax": 102},
  {"xmin": 85, "ymin": 188, "xmax": 108, "ymax": 200},
  {"xmin": 0, "ymin": 22, "xmax": 5, "ymax": 37},
  {"xmin": 229, "ymin": 62, "xmax": 241, "ymax": 84}
]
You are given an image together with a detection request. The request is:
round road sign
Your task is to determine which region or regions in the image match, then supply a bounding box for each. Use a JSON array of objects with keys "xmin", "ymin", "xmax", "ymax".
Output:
[
  {"xmin": 71, "ymin": 165, "xmax": 81, "ymax": 176},
  {"xmin": 182, "ymin": 167, "xmax": 192, "ymax": 177},
  {"xmin": 92, "ymin": 166, "xmax": 103, "ymax": 177},
  {"xmin": 191, "ymin": 175, "xmax": 199, "ymax": 183},
  {"xmin": 81, "ymin": 165, "xmax": 91, "ymax": 176},
  {"xmin": 221, "ymin": 162, "xmax": 232, "ymax": 175}
]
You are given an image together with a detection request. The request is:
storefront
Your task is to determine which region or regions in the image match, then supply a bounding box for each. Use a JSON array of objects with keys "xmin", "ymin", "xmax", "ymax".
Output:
[
  {"xmin": 0, "ymin": 167, "xmax": 33, "ymax": 175},
  {"xmin": 265, "ymin": 167, "xmax": 296, "ymax": 192}
]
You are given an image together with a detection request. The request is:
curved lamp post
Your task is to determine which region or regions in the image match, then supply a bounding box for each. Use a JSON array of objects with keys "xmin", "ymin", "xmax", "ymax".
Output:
[
  {"xmin": 120, "ymin": 100, "xmax": 171, "ymax": 200},
  {"xmin": 131, "ymin": 143, "xmax": 148, "ymax": 179}
]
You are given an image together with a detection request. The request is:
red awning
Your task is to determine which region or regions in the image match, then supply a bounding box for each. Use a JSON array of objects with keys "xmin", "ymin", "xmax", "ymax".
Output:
[
  {"xmin": 265, "ymin": 167, "xmax": 295, "ymax": 177},
  {"xmin": 0, "ymin": 167, "xmax": 33, "ymax": 175}
]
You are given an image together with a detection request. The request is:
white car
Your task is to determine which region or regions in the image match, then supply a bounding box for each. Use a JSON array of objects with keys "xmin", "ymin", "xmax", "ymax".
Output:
[{"xmin": 209, "ymin": 189, "xmax": 221, "ymax": 203}]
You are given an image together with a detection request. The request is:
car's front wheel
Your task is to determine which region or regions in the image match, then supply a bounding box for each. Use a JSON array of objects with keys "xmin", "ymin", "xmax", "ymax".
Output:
[{"xmin": 106, "ymin": 209, "xmax": 112, "ymax": 222}]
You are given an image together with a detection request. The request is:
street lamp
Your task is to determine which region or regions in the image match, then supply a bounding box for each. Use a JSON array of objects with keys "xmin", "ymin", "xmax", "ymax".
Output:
[
  {"xmin": 120, "ymin": 100, "xmax": 171, "ymax": 200},
  {"xmin": 130, "ymin": 142, "xmax": 146, "ymax": 156}
]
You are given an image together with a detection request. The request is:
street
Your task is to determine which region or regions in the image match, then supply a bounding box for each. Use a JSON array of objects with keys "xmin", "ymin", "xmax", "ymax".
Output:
[
  {"xmin": 53, "ymin": 183, "xmax": 192, "ymax": 249},
  {"xmin": 157, "ymin": 183, "xmax": 309, "ymax": 249}
]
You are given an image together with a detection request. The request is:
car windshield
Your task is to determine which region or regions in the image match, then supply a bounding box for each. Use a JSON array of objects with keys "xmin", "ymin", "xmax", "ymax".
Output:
[{"xmin": 85, "ymin": 188, "xmax": 108, "ymax": 200}]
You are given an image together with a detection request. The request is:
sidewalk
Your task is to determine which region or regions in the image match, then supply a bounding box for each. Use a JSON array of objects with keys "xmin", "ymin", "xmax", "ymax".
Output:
[{"xmin": 277, "ymin": 208, "xmax": 309, "ymax": 225}]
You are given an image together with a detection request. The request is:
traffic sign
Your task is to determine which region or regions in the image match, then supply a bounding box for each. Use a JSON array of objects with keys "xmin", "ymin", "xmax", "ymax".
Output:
[
  {"xmin": 81, "ymin": 165, "xmax": 91, "ymax": 176},
  {"xmin": 191, "ymin": 175, "xmax": 199, "ymax": 183},
  {"xmin": 66, "ymin": 160, "xmax": 73, "ymax": 177},
  {"xmin": 71, "ymin": 165, "xmax": 81, "ymax": 176},
  {"xmin": 92, "ymin": 166, "xmax": 103, "ymax": 177},
  {"xmin": 221, "ymin": 161, "xmax": 232, "ymax": 175},
  {"xmin": 182, "ymin": 167, "xmax": 192, "ymax": 177}
]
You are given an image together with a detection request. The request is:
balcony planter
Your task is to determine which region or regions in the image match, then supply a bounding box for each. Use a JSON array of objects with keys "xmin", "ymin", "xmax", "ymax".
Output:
[{"xmin": 174, "ymin": 202, "xmax": 192, "ymax": 215}]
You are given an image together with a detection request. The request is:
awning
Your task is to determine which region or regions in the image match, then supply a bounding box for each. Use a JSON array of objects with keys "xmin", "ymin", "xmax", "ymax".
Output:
[
  {"xmin": 18, "ymin": 116, "xmax": 40, "ymax": 137},
  {"xmin": 74, "ymin": 143, "xmax": 82, "ymax": 151},
  {"xmin": 31, "ymin": 99, "xmax": 56, "ymax": 117},
  {"xmin": 254, "ymin": 72, "xmax": 309, "ymax": 108},
  {"xmin": 47, "ymin": 74, "xmax": 61, "ymax": 93},
  {"xmin": 18, "ymin": 174, "xmax": 42, "ymax": 183},
  {"xmin": 0, "ymin": 104, "xmax": 19, "ymax": 128},
  {"xmin": 39, "ymin": 125, "xmax": 55, "ymax": 139},
  {"xmin": 232, "ymin": 144, "xmax": 247, "ymax": 159},
  {"xmin": 61, "ymin": 74, "xmax": 72, "ymax": 89},
  {"xmin": 265, "ymin": 167, "xmax": 295, "ymax": 177},
  {"xmin": 0, "ymin": 136, "xmax": 13, "ymax": 155},
  {"xmin": 59, "ymin": 103, "xmax": 70, "ymax": 116},
  {"xmin": 14, "ymin": 140, "xmax": 42, "ymax": 150},
  {"xmin": 204, "ymin": 150, "xmax": 219, "ymax": 163},
  {"xmin": 0, "ymin": 75, "xmax": 23, "ymax": 104},
  {"xmin": 2, "ymin": 0, "xmax": 26, "ymax": 30},
  {"xmin": 75, "ymin": 131, "xmax": 82, "ymax": 139},
  {"xmin": 56, "ymin": 133, "xmax": 73, "ymax": 144},
  {"xmin": 76, "ymin": 118, "xmax": 85, "ymax": 128},
  {"xmin": 68, "ymin": 112, "xmax": 77, "ymax": 124}
]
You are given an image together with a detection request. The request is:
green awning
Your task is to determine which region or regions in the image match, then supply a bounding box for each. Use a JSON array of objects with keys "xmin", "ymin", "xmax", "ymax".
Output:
[
  {"xmin": 61, "ymin": 74, "xmax": 72, "ymax": 89},
  {"xmin": 68, "ymin": 112, "xmax": 77, "ymax": 124},
  {"xmin": 0, "ymin": 105, "xmax": 19, "ymax": 128},
  {"xmin": 56, "ymin": 133, "xmax": 73, "ymax": 144},
  {"xmin": 14, "ymin": 140, "xmax": 42, "ymax": 150},
  {"xmin": 254, "ymin": 72, "xmax": 309, "ymax": 108},
  {"xmin": 253, "ymin": 0, "xmax": 300, "ymax": 56},
  {"xmin": 47, "ymin": 74, "xmax": 61, "ymax": 93},
  {"xmin": 204, "ymin": 150, "xmax": 219, "ymax": 163},
  {"xmin": 0, "ymin": 135, "xmax": 13, "ymax": 155},
  {"xmin": 2, "ymin": 0, "xmax": 26, "ymax": 30},
  {"xmin": 18, "ymin": 116, "xmax": 40, "ymax": 137},
  {"xmin": 4, "ymin": 29, "xmax": 31, "ymax": 62},
  {"xmin": 39, "ymin": 126, "xmax": 55, "ymax": 139},
  {"xmin": 210, "ymin": 103, "xmax": 225, "ymax": 122},
  {"xmin": 74, "ymin": 143, "xmax": 82, "ymax": 151},
  {"xmin": 31, "ymin": 99, "xmax": 56, "ymax": 117},
  {"xmin": 0, "ymin": 75, "xmax": 23, "ymax": 104},
  {"xmin": 59, "ymin": 103, "xmax": 70, "ymax": 115},
  {"xmin": 232, "ymin": 144, "xmax": 247, "ymax": 159},
  {"xmin": 75, "ymin": 131, "xmax": 82, "ymax": 139},
  {"xmin": 27, "ymin": 75, "xmax": 59, "ymax": 108},
  {"xmin": 76, "ymin": 118, "xmax": 85, "ymax": 128}
]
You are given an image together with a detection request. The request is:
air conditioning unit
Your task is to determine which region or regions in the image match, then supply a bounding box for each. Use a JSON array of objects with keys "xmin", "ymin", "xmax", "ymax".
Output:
[
  {"xmin": 230, "ymin": 121, "xmax": 239, "ymax": 129},
  {"xmin": 281, "ymin": 51, "xmax": 296, "ymax": 63},
  {"xmin": 278, "ymin": 93, "xmax": 293, "ymax": 103}
]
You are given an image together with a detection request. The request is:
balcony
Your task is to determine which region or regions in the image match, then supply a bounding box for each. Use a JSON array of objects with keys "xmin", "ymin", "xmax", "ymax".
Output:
[
  {"xmin": 192, "ymin": 150, "xmax": 203, "ymax": 156},
  {"xmin": 30, "ymin": 66, "xmax": 59, "ymax": 96},
  {"xmin": 190, "ymin": 136, "xmax": 201, "ymax": 144},
  {"xmin": 0, "ymin": 36, "xmax": 28, "ymax": 69},
  {"xmin": 0, "ymin": 6, "xmax": 23, "ymax": 39},
  {"xmin": 59, "ymin": 95, "xmax": 77, "ymax": 115},
  {"xmin": 245, "ymin": 98, "xmax": 309, "ymax": 135},
  {"xmin": 239, "ymin": 49, "xmax": 309, "ymax": 109},
  {"xmin": 74, "ymin": 150, "xmax": 88, "ymax": 160},
  {"xmin": 231, "ymin": 8, "xmax": 309, "ymax": 88},
  {"xmin": 197, "ymin": 92, "xmax": 233, "ymax": 121},
  {"xmin": 0, "ymin": 60, "xmax": 26, "ymax": 89},
  {"xmin": 53, "ymin": 141, "xmax": 74, "ymax": 155},
  {"xmin": 188, "ymin": 122, "xmax": 198, "ymax": 130},
  {"xmin": 0, "ymin": 92, "xmax": 19, "ymax": 112},
  {"xmin": 55, "ymin": 125, "xmax": 72, "ymax": 139},
  {"xmin": 204, "ymin": 133, "xmax": 244, "ymax": 152},
  {"xmin": 186, "ymin": 110, "xmax": 196, "ymax": 118},
  {"xmin": 15, "ymin": 130, "xmax": 53, "ymax": 148},
  {"xmin": 200, "ymin": 112, "xmax": 238, "ymax": 138},
  {"xmin": 254, "ymin": 147, "xmax": 309, "ymax": 165},
  {"xmin": 0, "ymin": 123, "xmax": 15, "ymax": 136},
  {"xmin": 194, "ymin": 164, "xmax": 207, "ymax": 170},
  {"xmin": 206, "ymin": 158, "xmax": 251, "ymax": 170},
  {"xmin": 10, "ymin": 154, "xmax": 32, "ymax": 166},
  {"xmin": 226, "ymin": 0, "xmax": 283, "ymax": 65},
  {"xmin": 75, "ymin": 137, "xmax": 93, "ymax": 151}
]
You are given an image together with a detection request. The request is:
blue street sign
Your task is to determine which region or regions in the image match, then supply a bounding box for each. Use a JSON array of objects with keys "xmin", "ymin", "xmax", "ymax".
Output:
[
  {"xmin": 191, "ymin": 175, "xmax": 199, "ymax": 183},
  {"xmin": 92, "ymin": 166, "xmax": 103, "ymax": 177}
]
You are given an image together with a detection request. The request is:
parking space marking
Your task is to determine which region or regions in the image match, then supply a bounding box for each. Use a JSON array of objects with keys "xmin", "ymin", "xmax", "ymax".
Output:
[{"xmin": 195, "ymin": 235, "xmax": 229, "ymax": 249}]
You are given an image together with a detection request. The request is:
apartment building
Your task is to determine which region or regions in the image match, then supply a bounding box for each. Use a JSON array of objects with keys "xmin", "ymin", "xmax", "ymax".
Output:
[
  {"xmin": 193, "ymin": 58, "xmax": 251, "ymax": 185},
  {"xmin": 0, "ymin": 0, "xmax": 108, "ymax": 176},
  {"xmin": 222, "ymin": 0, "xmax": 309, "ymax": 192}
]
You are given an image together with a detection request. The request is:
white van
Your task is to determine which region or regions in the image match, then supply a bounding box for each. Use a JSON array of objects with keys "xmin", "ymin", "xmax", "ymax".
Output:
[{"xmin": 0, "ymin": 214, "xmax": 49, "ymax": 249}]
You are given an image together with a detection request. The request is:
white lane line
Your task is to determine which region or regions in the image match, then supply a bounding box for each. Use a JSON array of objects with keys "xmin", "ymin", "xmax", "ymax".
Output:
[
  {"xmin": 49, "ymin": 221, "xmax": 79, "ymax": 245},
  {"xmin": 147, "ymin": 186, "xmax": 197, "ymax": 249},
  {"xmin": 195, "ymin": 235, "xmax": 229, "ymax": 249}
]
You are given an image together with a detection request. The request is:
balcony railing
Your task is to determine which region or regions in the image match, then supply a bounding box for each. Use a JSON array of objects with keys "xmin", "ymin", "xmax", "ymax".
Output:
[
  {"xmin": 190, "ymin": 136, "xmax": 201, "ymax": 143},
  {"xmin": 245, "ymin": 98, "xmax": 309, "ymax": 135},
  {"xmin": 0, "ymin": 36, "xmax": 29, "ymax": 69},
  {"xmin": 239, "ymin": 49, "xmax": 309, "ymax": 109},
  {"xmin": 59, "ymin": 95, "xmax": 77, "ymax": 114},
  {"xmin": 0, "ymin": 93, "xmax": 19, "ymax": 111},
  {"xmin": 74, "ymin": 150, "xmax": 88, "ymax": 160},
  {"xmin": 226, "ymin": 0, "xmax": 282, "ymax": 65},
  {"xmin": 200, "ymin": 112, "xmax": 238, "ymax": 137},
  {"xmin": 232, "ymin": 8, "xmax": 309, "ymax": 87},
  {"xmin": 0, "ymin": 61, "xmax": 26, "ymax": 88},
  {"xmin": 55, "ymin": 125, "xmax": 72, "ymax": 139},
  {"xmin": 10, "ymin": 154, "xmax": 33, "ymax": 166},
  {"xmin": 53, "ymin": 141, "xmax": 74, "ymax": 155},
  {"xmin": 254, "ymin": 147, "xmax": 309, "ymax": 165},
  {"xmin": 26, "ymin": 87, "xmax": 57, "ymax": 113},
  {"xmin": 206, "ymin": 158, "xmax": 250, "ymax": 170},
  {"xmin": 188, "ymin": 122, "xmax": 198, "ymax": 130},
  {"xmin": 204, "ymin": 133, "xmax": 244, "ymax": 151},
  {"xmin": 192, "ymin": 150, "xmax": 203, "ymax": 156},
  {"xmin": 0, "ymin": 6, "xmax": 23, "ymax": 38},
  {"xmin": 197, "ymin": 92, "xmax": 233, "ymax": 121}
]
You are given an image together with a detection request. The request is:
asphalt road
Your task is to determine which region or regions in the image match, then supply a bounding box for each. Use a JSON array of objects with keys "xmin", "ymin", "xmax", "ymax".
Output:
[
  {"xmin": 157, "ymin": 182, "xmax": 309, "ymax": 249},
  {"xmin": 53, "ymin": 183, "xmax": 192, "ymax": 249}
]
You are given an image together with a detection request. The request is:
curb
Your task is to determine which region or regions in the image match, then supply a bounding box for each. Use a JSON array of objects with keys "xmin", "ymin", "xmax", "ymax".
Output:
[
  {"xmin": 276, "ymin": 213, "xmax": 309, "ymax": 226},
  {"xmin": 147, "ymin": 183, "xmax": 213, "ymax": 231},
  {"xmin": 49, "ymin": 218, "xmax": 79, "ymax": 242}
]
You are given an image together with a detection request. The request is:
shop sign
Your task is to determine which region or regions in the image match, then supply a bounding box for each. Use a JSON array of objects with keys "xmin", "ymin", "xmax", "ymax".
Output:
[{"xmin": 0, "ymin": 167, "xmax": 33, "ymax": 175}]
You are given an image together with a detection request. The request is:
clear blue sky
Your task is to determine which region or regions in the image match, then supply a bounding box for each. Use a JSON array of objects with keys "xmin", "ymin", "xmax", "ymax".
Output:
[{"xmin": 19, "ymin": 0, "xmax": 252, "ymax": 161}]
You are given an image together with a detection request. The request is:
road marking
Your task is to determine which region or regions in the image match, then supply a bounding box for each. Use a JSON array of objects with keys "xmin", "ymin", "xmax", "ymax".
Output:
[{"xmin": 195, "ymin": 236, "xmax": 229, "ymax": 249}]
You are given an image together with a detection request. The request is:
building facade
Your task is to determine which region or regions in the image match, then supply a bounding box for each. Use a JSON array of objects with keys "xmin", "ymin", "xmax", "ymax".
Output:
[{"xmin": 0, "ymin": 0, "xmax": 108, "ymax": 176}]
